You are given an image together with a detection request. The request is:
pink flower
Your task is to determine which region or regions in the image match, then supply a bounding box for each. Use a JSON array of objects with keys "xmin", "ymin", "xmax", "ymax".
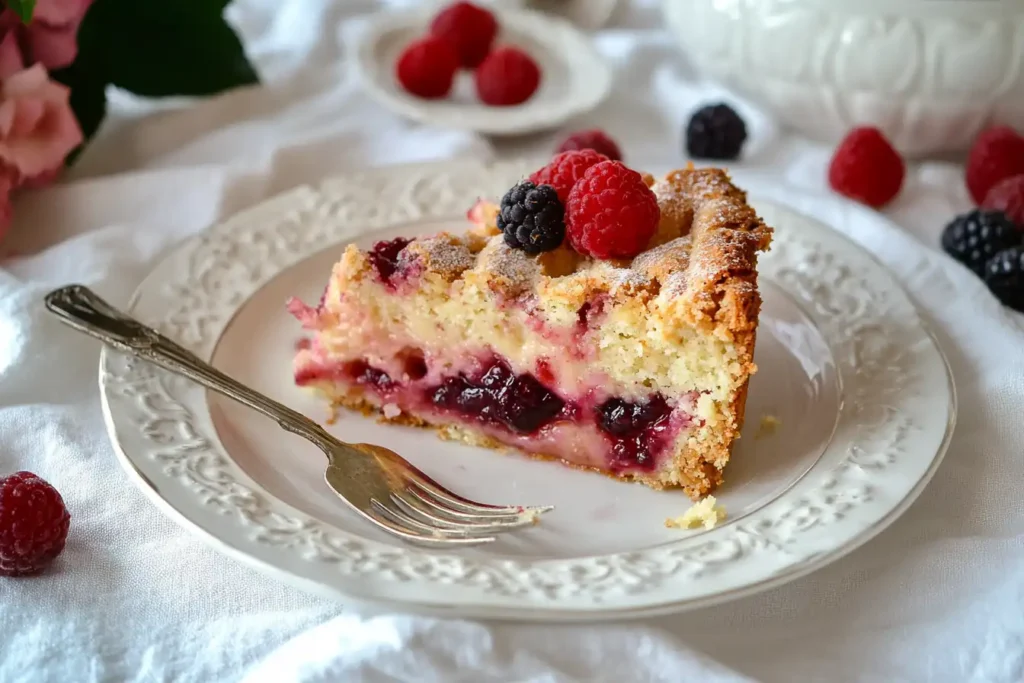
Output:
[
  {"xmin": 0, "ymin": 29, "xmax": 22, "ymax": 79},
  {"xmin": 0, "ymin": 64, "xmax": 82, "ymax": 184},
  {"xmin": 0, "ymin": 170, "xmax": 14, "ymax": 243},
  {"xmin": 0, "ymin": 64, "xmax": 80, "ymax": 237},
  {"xmin": 33, "ymin": 0, "xmax": 93, "ymax": 26},
  {"xmin": 0, "ymin": 0, "xmax": 93, "ymax": 76},
  {"xmin": 0, "ymin": 2, "xmax": 90, "ymax": 241}
]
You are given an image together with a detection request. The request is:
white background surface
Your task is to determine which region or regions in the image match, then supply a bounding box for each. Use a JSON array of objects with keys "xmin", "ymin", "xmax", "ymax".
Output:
[{"xmin": 1, "ymin": 0, "xmax": 1022, "ymax": 681}]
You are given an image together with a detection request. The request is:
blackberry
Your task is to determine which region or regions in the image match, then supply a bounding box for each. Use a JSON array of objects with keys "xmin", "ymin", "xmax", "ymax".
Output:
[
  {"xmin": 940, "ymin": 209, "xmax": 1021, "ymax": 275},
  {"xmin": 497, "ymin": 181, "xmax": 566, "ymax": 254},
  {"xmin": 428, "ymin": 359, "xmax": 565, "ymax": 434},
  {"xmin": 984, "ymin": 246, "xmax": 1024, "ymax": 312},
  {"xmin": 685, "ymin": 103, "xmax": 747, "ymax": 161}
]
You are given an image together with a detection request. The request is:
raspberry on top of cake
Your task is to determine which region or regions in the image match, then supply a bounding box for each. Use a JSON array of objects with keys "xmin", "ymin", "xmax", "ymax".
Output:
[{"xmin": 289, "ymin": 154, "xmax": 773, "ymax": 500}]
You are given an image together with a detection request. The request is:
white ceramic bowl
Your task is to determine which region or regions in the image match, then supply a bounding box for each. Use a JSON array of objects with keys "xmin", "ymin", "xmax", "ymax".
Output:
[{"xmin": 663, "ymin": 0, "xmax": 1024, "ymax": 157}]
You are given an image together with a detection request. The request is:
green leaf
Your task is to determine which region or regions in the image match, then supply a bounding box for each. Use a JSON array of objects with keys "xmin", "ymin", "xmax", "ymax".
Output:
[
  {"xmin": 6, "ymin": 0, "xmax": 37, "ymax": 23},
  {"xmin": 46, "ymin": 0, "xmax": 259, "ymax": 153},
  {"xmin": 100, "ymin": 2, "xmax": 259, "ymax": 98}
]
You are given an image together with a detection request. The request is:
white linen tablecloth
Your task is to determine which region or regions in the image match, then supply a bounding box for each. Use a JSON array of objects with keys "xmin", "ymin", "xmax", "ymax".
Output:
[{"xmin": 2, "ymin": 1, "xmax": 1023, "ymax": 681}]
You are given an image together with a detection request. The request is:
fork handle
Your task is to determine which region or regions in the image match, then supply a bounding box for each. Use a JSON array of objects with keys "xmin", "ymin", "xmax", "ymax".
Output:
[{"xmin": 44, "ymin": 284, "xmax": 333, "ymax": 448}]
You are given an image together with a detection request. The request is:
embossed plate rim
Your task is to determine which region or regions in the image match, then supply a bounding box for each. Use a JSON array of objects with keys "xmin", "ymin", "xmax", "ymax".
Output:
[{"xmin": 97, "ymin": 159, "xmax": 956, "ymax": 620}]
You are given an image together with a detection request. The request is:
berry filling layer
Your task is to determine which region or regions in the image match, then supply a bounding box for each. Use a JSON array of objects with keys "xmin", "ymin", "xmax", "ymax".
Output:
[{"xmin": 295, "ymin": 346, "xmax": 699, "ymax": 473}]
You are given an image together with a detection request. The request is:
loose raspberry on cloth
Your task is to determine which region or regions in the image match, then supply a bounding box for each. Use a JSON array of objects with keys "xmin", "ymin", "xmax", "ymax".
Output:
[{"xmin": 0, "ymin": 471, "xmax": 70, "ymax": 577}]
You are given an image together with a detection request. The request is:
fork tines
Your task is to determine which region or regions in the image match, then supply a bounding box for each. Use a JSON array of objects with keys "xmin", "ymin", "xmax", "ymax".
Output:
[{"xmin": 368, "ymin": 477, "xmax": 554, "ymax": 546}]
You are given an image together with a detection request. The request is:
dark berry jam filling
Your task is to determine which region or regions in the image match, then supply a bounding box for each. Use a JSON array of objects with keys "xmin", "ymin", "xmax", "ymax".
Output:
[
  {"xmin": 297, "ymin": 350, "xmax": 689, "ymax": 472},
  {"xmin": 344, "ymin": 360, "xmax": 395, "ymax": 392},
  {"xmin": 576, "ymin": 295, "xmax": 608, "ymax": 332},
  {"xmin": 597, "ymin": 396, "xmax": 673, "ymax": 471},
  {"xmin": 367, "ymin": 238, "xmax": 412, "ymax": 287},
  {"xmin": 429, "ymin": 359, "xmax": 566, "ymax": 434},
  {"xmin": 535, "ymin": 358, "xmax": 556, "ymax": 386},
  {"xmin": 398, "ymin": 348, "xmax": 428, "ymax": 380}
]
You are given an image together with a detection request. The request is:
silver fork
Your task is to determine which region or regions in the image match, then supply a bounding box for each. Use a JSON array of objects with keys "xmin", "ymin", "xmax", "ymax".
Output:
[{"xmin": 44, "ymin": 285, "xmax": 553, "ymax": 547}]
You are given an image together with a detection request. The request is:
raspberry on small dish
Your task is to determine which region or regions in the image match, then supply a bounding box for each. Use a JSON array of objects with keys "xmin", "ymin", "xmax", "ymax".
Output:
[
  {"xmin": 828, "ymin": 127, "xmax": 905, "ymax": 208},
  {"xmin": 395, "ymin": 35, "xmax": 460, "ymax": 99},
  {"xmin": 475, "ymin": 46, "xmax": 541, "ymax": 107},
  {"xmin": 430, "ymin": 1, "xmax": 498, "ymax": 69}
]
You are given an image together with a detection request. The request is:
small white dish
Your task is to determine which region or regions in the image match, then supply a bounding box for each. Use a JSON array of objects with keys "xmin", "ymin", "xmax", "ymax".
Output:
[
  {"xmin": 353, "ymin": 7, "xmax": 612, "ymax": 136},
  {"xmin": 97, "ymin": 158, "xmax": 955, "ymax": 621}
]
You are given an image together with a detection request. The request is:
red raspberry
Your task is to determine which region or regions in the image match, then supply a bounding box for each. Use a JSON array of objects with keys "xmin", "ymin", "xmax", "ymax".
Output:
[
  {"xmin": 827, "ymin": 127, "xmax": 905, "ymax": 208},
  {"xmin": 966, "ymin": 126, "xmax": 1024, "ymax": 205},
  {"xmin": 395, "ymin": 36, "xmax": 459, "ymax": 99},
  {"xmin": 474, "ymin": 47, "xmax": 541, "ymax": 107},
  {"xmin": 529, "ymin": 149, "xmax": 609, "ymax": 202},
  {"xmin": 982, "ymin": 174, "xmax": 1024, "ymax": 228},
  {"xmin": 556, "ymin": 129, "xmax": 622, "ymax": 161},
  {"xmin": 430, "ymin": 1, "xmax": 498, "ymax": 69},
  {"xmin": 0, "ymin": 472, "xmax": 70, "ymax": 577},
  {"xmin": 566, "ymin": 161, "xmax": 660, "ymax": 260}
]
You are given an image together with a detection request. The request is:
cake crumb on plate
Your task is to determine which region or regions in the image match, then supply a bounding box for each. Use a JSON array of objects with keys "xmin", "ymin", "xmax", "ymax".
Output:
[
  {"xmin": 665, "ymin": 495, "xmax": 726, "ymax": 530},
  {"xmin": 756, "ymin": 414, "xmax": 781, "ymax": 438}
]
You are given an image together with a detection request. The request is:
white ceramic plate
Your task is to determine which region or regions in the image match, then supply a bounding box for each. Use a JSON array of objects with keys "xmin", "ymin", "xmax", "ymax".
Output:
[
  {"xmin": 100, "ymin": 159, "xmax": 955, "ymax": 621},
  {"xmin": 353, "ymin": 7, "xmax": 612, "ymax": 135}
]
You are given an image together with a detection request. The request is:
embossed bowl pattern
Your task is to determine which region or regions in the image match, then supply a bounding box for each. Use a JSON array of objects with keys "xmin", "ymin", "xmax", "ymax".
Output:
[{"xmin": 664, "ymin": 0, "xmax": 1024, "ymax": 157}]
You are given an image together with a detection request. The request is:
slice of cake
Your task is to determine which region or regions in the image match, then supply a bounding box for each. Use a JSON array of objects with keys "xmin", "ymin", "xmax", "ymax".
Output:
[{"xmin": 288, "ymin": 155, "xmax": 772, "ymax": 499}]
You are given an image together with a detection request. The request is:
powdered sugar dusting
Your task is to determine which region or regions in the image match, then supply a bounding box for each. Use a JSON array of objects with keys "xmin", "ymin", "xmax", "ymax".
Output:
[
  {"xmin": 663, "ymin": 271, "xmax": 689, "ymax": 296},
  {"xmin": 632, "ymin": 236, "xmax": 692, "ymax": 273},
  {"xmin": 653, "ymin": 179, "xmax": 684, "ymax": 205},
  {"xmin": 414, "ymin": 236, "xmax": 475, "ymax": 277},
  {"xmin": 690, "ymin": 220, "xmax": 759, "ymax": 281},
  {"xmin": 683, "ymin": 168, "xmax": 746, "ymax": 204},
  {"xmin": 609, "ymin": 266, "xmax": 651, "ymax": 294},
  {"xmin": 479, "ymin": 236, "xmax": 539, "ymax": 293}
]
